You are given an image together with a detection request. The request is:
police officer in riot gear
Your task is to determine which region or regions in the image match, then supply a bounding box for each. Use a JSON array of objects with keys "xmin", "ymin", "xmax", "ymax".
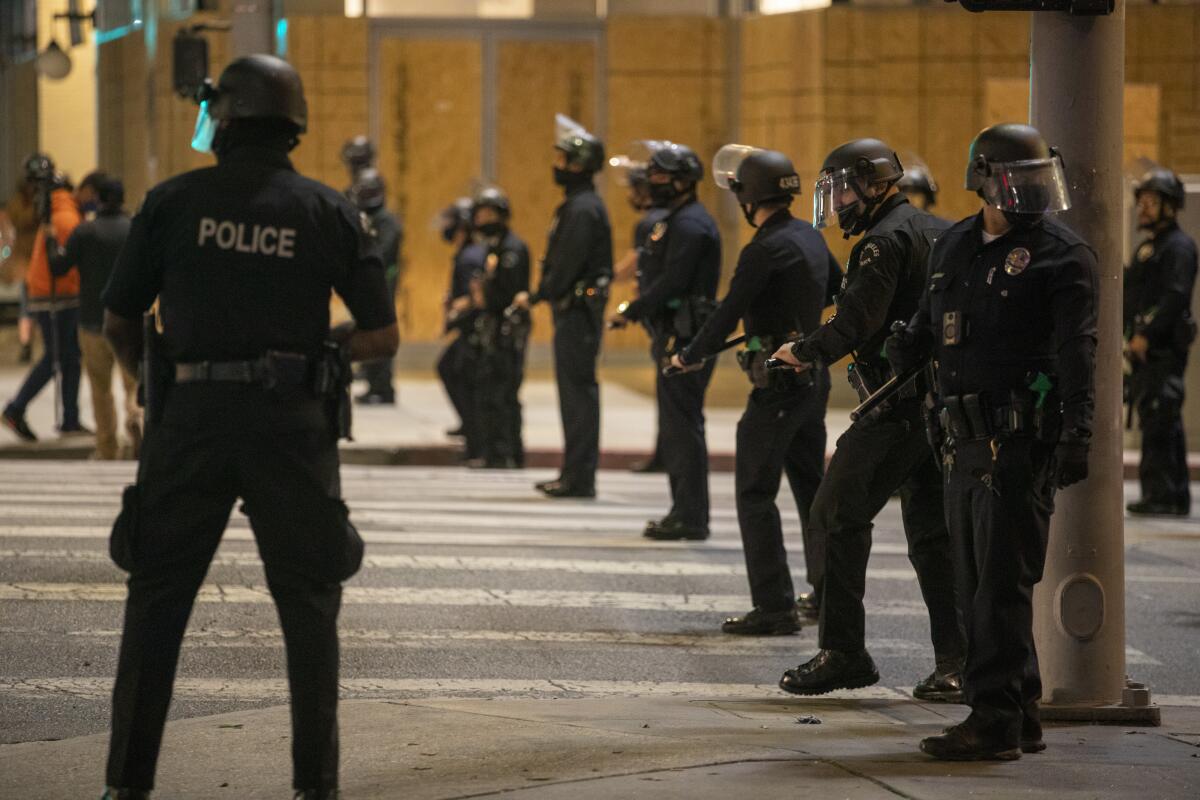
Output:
[
  {"xmin": 891, "ymin": 123, "xmax": 1097, "ymax": 760},
  {"xmin": 771, "ymin": 138, "xmax": 966, "ymax": 698},
  {"xmin": 898, "ymin": 159, "xmax": 939, "ymax": 213},
  {"xmin": 349, "ymin": 168, "xmax": 404, "ymax": 405},
  {"xmin": 513, "ymin": 115, "xmax": 613, "ymax": 498},
  {"xmin": 438, "ymin": 198, "xmax": 487, "ymax": 455},
  {"xmin": 670, "ymin": 145, "xmax": 837, "ymax": 630},
  {"xmin": 612, "ymin": 141, "xmax": 721, "ymax": 540},
  {"xmin": 1124, "ymin": 167, "xmax": 1197, "ymax": 516},
  {"xmin": 610, "ymin": 154, "xmax": 669, "ymax": 473},
  {"xmin": 99, "ymin": 55, "xmax": 398, "ymax": 800},
  {"xmin": 467, "ymin": 186, "xmax": 531, "ymax": 468},
  {"xmin": 340, "ymin": 134, "xmax": 376, "ymax": 183}
]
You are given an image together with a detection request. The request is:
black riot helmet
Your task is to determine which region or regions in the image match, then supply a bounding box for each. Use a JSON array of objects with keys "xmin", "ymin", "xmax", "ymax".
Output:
[
  {"xmin": 637, "ymin": 140, "xmax": 703, "ymax": 207},
  {"xmin": 342, "ymin": 135, "xmax": 376, "ymax": 177},
  {"xmin": 554, "ymin": 114, "xmax": 605, "ymax": 174},
  {"xmin": 965, "ymin": 123, "xmax": 1070, "ymax": 221},
  {"xmin": 813, "ymin": 138, "xmax": 904, "ymax": 238},
  {"xmin": 191, "ymin": 54, "xmax": 308, "ymax": 153},
  {"xmin": 1134, "ymin": 167, "xmax": 1186, "ymax": 210},
  {"xmin": 471, "ymin": 185, "xmax": 511, "ymax": 239},
  {"xmin": 713, "ymin": 144, "xmax": 800, "ymax": 226},
  {"xmin": 23, "ymin": 152, "xmax": 55, "ymax": 185},
  {"xmin": 439, "ymin": 197, "xmax": 474, "ymax": 243},
  {"xmin": 348, "ymin": 168, "xmax": 386, "ymax": 212},
  {"xmin": 897, "ymin": 161, "xmax": 938, "ymax": 209}
]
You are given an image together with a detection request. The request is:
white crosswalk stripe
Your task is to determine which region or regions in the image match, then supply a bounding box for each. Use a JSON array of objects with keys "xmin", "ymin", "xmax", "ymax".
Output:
[{"xmin": 0, "ymin": 461, "xmax": 1187, "ymax": 737}]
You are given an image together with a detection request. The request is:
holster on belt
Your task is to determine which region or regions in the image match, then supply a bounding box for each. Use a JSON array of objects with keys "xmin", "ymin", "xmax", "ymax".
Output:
[
  {"xmin": 314, "ymin": 341, "xmax": 354, "ymax": 441},
  {"xmin": 141, "ymin": 311, "xmax": 172, "ymax": 425}
]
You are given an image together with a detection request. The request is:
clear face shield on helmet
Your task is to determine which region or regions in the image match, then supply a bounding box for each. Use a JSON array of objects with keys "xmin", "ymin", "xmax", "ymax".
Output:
[
  {"xmin": 812, "ymin": 167, "xmax": 868, "ymax": 231},
  {"xmin": 711, "ymin": 144, "xmax": 760, "ymax": 193},
  {"xmin": 607, "ymin": 155, "xmax": 648, "ymax": 188},
  {"xmin": 191, "ymin": 100, "xmax": 219, "ymax": 153},
  {"xmin": 975, "ymin": 153, "xmax": 1071, "ymax": 215},
  {"xmin": 555, "ymin": 113, "xmax": 590, "ymax": 151}
]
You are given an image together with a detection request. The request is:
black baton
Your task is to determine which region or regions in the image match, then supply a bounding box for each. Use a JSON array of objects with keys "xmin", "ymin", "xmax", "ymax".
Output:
[
  {"xmin": 849, "ymin": 360, "xmax": 929, "ymax": 422},
  {"xmin": 661, "ymin": 335, "xmax": 748, "ymax": 377}
]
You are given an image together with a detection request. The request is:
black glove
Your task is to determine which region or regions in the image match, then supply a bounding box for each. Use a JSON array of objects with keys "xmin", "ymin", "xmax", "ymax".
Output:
[
  {"xmin": 1051, "ymin": 439, "xmax": 1090, "ymax": 489},
  {"xmin": 885, "ymin": 320, "xmax": 932, "ymax": 375}
]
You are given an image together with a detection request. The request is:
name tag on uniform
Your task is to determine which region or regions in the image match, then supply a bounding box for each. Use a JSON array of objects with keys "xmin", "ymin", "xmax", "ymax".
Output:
[{"xmin": 197, "ymin": 217, "xmax": 297, "ymax": 259}]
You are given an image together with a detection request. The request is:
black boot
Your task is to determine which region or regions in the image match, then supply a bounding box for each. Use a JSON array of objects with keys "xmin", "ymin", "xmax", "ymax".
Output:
[
  {"xmin": 921, "ymin": 715, "xmax": 1021, "ymax": 761},
  {"xmin": 721, "ymin": 606, "xmax": 801, "ymax": 636},
  {"xmin": 794, "ymin": 592, "xmax": 820, "ymax": 623},
  {"xmin": 643, "ymin": 517, "xmax": 709, "ymax": 541},
  {"xmin": 779, "ymin": 649, "xmax": 880, "ymax": 695},
  {"xmin": 535, "ymin": 479, "xmax": 595, "ymax": 499},
  {"xmin": 913, "ymin": 662, "xmax": 965, "ymax": 703}
]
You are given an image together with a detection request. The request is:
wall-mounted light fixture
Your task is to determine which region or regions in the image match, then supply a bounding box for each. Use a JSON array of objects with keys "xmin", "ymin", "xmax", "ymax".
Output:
[{"xmin": 36, "ymin": 1, "xmax": 97, "ymax": 80}]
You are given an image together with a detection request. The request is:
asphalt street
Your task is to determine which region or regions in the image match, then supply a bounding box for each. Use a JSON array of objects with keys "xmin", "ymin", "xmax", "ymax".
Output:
[{"xmin": 2, "ymin": 460, "xmax": 1199, "ymax": 751}]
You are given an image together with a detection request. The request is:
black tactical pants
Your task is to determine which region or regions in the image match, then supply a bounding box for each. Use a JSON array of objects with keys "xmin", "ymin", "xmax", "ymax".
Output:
[
  {"xmin": 814, "ymin": 401, "xmax": 964, "ymax": 664},
  {"xmin": 437, "ymin": 336, "xmax": 479, "ymax": 454},
  {"xmin": 105, "ymin": 384, "xmax": 362, "ymax": 793},
  {"xmin": 1135, "ymin": 354, "xmax": 1191, "ymax": 510},
  {"xmin": 735, "ymin": 368, "xmax": 830, "ymax": 611},
  {"xmin": 476, "ymin": 337, "xmax": 527, "ymax": 464},
  {"xmin": 653, "ymin": 338, "xmax": 715, "ymax": 528},
  {"xmin": 552, "ymin": 302, "xmax": 604, "ymax": 489},
  {"xmin": 944, "ymin": 436, "xmax": 1055, "ymax": 742}
]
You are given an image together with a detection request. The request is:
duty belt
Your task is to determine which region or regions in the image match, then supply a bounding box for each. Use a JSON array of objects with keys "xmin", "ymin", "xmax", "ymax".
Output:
[
  {"xmin": 940, "ymin": 392, "xmax": 1042, "ymax": 441},
  {"xmin": 174, "ymin": 351, "xmax": 311, "ymax": 387}
]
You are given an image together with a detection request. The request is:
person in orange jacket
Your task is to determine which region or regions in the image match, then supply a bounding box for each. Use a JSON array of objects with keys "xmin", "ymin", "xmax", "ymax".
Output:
[{"xmin": 1, "ymin": 158, "xmax": 103, "ymax": 442}]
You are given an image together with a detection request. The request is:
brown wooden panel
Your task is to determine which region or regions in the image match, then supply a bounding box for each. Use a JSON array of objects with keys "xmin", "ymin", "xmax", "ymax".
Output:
[
  {"xmin": 378, "ymin": 37, "xmax": 483, "ymax": 341},
  {"xmin": 496, "ymin": 38, "xmax": 597, "ymax": 344}
]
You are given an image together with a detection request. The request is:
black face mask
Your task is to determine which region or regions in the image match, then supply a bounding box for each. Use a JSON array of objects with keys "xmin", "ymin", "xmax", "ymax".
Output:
[
  {"xmin": 1003, "ymin": 210, "xmax": 1044, "ymax": 228},
  {"xmin": 648, "ymin": 181, "xmax": 678, "ymax": 208},
  {"xmin": 554, "ymin": 167, "xmax": 590, "ymax": 188},
  {"xmin": 476, "ymin": 222, "xmax": 505, "ymax": 239}
]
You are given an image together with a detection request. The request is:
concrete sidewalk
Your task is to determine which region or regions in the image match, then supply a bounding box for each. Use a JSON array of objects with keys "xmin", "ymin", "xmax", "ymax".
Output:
[
  {"xmin": 0, "ymin": 364, "xmax": 1188, "ymax": 479},
  {"xmin": 2, "ymin": 693, "xmax": 1196, "ymax": 799}
]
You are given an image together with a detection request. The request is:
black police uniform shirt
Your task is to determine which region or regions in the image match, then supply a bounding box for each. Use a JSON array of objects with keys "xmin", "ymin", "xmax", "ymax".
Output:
[
  {"xmin": 915, "ymin": 212, "xmax": 1099, "ymax": 437},
  {"xmin": 801, "ymin": 193, "xmax": 947, "ymax": 368},
  {"xmin": 480, "ymin": 230, "xmax": 531, "ymax": 314},
  {"xmin": 532, "ymin": 182, "xmax": 613, "ymax": 304},
  {"xmin": 623, "ymin": 197, "xmax": 721, "ymax": 323},
  {"xmin": 48, "ymin": 208, "xmax": 131, "ymax": 332},
  {"xmin": 103, "ymin": 146, "xmax": 395, "ymax": 363},
  {"xmin": 1124, "ymin": 222, "xmax": 1199, "ymax": 351},
  {"xmin": 682, "ymin": 210, "xmax": 837, "ymax": 363},
  {"xmin": 451, "ymin": 242, "xmax": 487, "ymax": 301}
]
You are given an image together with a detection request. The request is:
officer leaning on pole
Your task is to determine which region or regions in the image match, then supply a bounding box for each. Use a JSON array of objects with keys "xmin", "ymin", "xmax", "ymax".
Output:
[
  {"xmin": 467, "ymin": 186, "xmax": 531, "ymax": 469},
  {"xmin": 611, "ymin": 140, "xmax": 721, "ymax": 541},
  {"xmin": 668, "ymin": 145, "xmax": 838, "ymax": 633},
  {"xmin": 348, "ymin": 167, "xmax": 404, "ymax": 406},
  {"xmin": 1123, "ymin": 166, "xmax": 1197, "ymax": 517},
  {"xmin": 608, "ymin": 154, "xmax": 669, "ymax": 475},
  {"xmin": 437, "ymin": 198, "xmax": 487, "ymax": 452},
  {"xmin": 888, "ymin": 122, "xmax": 1098, "ymax": 761},
  {"xmin": 98, "ymin": 54, "xmax": 398, "ymax": 800},
  {"xmin": 512, "ymin": 114, "xmax": 613, "ymax": 499},
  {"xmin": 770, "ymin": 139, "xmax": 966, "ymax": 700}
]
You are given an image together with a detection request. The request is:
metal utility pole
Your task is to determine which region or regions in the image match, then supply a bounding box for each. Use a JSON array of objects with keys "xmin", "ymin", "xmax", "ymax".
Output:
[{"xmin": 1028, "ymin": 1, "xmax": 1158, "ymax": 723}]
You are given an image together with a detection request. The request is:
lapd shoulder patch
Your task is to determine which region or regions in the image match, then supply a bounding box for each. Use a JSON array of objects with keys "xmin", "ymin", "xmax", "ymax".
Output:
[
  {"xmin": 1136, "ymin": 242, "xmax": 1154, "ymax": 263},
  {"xmin": 1004, "ymin": 247, "xmax": 1031, "ymax": 276},
  {"xmin": 858, "ymin": 240, "xmax": 881, "ymax": 267},
  {"xmin": 359, "ymin": 211, "xmax": 373, "ymax": 235}
]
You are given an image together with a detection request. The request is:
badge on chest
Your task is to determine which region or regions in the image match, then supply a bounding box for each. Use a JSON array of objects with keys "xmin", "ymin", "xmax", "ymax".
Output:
[
  {"xmin": 1136, "ymin": 242, "xmax": 1154, "ymax": 263},
  {"xmin": 649, "ymin": 221, "xmax": 668, "ymax": 242},
  {"xmin": 1004, "ymin": 247, "xmax": 1031, "ymax": 276}
]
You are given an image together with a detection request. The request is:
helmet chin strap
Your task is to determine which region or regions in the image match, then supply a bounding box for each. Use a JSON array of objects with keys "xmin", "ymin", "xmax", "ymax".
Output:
[{"xmin": 841, "ymin": 181, "xmax": 888, "ymax": 239}]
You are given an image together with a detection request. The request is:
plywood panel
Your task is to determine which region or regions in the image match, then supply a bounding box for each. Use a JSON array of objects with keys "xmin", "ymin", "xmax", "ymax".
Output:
[{"xmin": 378, "ymin": 38, "xmax": 483, "ymax": 341}]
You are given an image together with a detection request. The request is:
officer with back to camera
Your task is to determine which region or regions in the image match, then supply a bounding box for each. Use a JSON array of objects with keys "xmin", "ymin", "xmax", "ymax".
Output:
[
  {"xmin": 770, "ymin": 139, "xmax": 966, "ymax": 700},
  {"xmin": 889, "ymin": 123, "xmax": 1098, "ymax": 761},
  {"xmin": 668, "ymin": 145, "xmax": 838, "ymax": 632},
  {"xmin": 98, "ymin": 55, "xmax": 398, "ymax": 800},
  {"xmin": 611, "ymin": 140, "xmax": 721, "ymax": 540},
  {"xmin": 437, "ymin": 198, "xmax": 486, "ymax": 452},
  {"xmin": 348, "ymin": 167, "xmax": 404, "ymax": 405},
  {"xmin": 512, "ymin": 115, "xmax": 613, "ymax": 498},
  {"xmin": 468, "ymin": 186, "xmax": 531, "ymax": 468},
  {"xmin": 1124, "ymin": 167, "xmax": 1197, "ymax": 516}
]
